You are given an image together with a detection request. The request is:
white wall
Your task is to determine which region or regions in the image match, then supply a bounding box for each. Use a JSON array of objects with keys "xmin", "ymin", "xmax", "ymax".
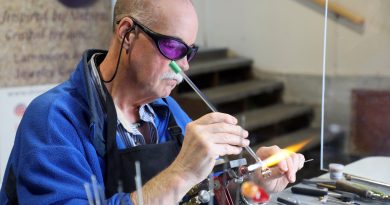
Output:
[
  {"xmin": 193, "ymin": 0, "xmax": 390, "ymax": 157},
  {"xmin": 0, "ymin": 85, "xmax": 54, "ymax": 185},
  {"xmin": 193, "ymin": 0, "xmax": 390, "ymax": 77},
  {"xmin": 327, "ymin": 0, "xmax": 390, "ymax": 77}
]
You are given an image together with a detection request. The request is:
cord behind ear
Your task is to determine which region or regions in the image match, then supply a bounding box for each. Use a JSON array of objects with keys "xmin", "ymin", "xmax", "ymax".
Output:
[
  {"xmin": 124, "ymin": 25, "xmax": 136, "ymax": 55},
  {"xmin": 124, "ymin": 24, "xmax": 136, "ymax": 40},
  {"xmin": 99, "ymin": 24, "xmax": 136, "ymax": 83}
]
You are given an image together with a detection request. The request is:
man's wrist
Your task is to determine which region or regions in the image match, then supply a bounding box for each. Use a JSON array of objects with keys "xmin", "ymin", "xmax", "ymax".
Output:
[{"xmin": 166, "ymin": 162, "xmax": 198, "ymax": 191}]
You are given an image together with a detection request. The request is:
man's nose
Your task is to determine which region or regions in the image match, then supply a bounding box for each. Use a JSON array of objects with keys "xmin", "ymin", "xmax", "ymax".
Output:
[{"xmin": 176, "ymin": 58, "xmax": 190, "ymax": 72}]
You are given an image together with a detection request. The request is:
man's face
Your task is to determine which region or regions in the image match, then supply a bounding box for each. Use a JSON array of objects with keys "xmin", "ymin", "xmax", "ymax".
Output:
[{"xmin": 126, "ymin": 1, "xmax": 198, "ymax": 99}]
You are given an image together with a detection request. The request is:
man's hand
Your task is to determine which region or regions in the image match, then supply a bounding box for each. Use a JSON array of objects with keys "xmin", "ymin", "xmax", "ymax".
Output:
[
  {"xmin": 254, "ymin": 146, "xmax": 305, "ymax": 193},
  {"xmin": 171, "ymin": 112, "xmax": 249, "ymax": 184},
  {"xmin": 133, "ymin": 113, "xmax": 249, "ymax": 205}
]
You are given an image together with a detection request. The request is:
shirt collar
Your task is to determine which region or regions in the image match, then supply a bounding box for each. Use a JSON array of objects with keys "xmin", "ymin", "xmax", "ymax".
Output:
[
  {"xmin": 115, "ymin": 104, "xmax": 156, "ymax": 133},
  {"xmin": 89, "ymin": 53, "xmax": 107, "ymax": 102}
]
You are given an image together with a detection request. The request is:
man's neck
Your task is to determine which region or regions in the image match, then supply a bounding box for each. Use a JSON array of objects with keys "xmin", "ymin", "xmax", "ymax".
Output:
[
  {"xmin": 99, "ymin": 44, "xmax": 155, "ymax": 123},
  {"xmin": 115, "ymin": 102, "xmax": 140, "ymax": 123}
]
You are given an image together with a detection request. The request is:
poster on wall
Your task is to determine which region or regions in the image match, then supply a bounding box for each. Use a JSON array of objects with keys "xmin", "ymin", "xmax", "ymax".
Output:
[
  {"xmin": 0, "ymin": 84, "xmax": 55, "ymax": 185},
  {"xmin": 0, "ymin": 0, "xmax": 111, "ymax": 87}
]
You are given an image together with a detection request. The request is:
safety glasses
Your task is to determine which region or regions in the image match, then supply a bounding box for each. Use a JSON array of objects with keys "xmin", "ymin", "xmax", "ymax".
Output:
[{"xmin": 122, "ymin": 17, "xmax": 198, "ymax": 62}]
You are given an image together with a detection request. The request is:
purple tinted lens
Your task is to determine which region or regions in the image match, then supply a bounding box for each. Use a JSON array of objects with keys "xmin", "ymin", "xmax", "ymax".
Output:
[{"xmin": 159, "ymin": 39, "xmax": 187, "ymax": 60}]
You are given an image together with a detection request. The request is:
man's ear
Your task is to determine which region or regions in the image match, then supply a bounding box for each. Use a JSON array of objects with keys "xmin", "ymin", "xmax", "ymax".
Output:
[{"xmin": 116, "ymin": 17, "xmax": 135, "ymax": 50}]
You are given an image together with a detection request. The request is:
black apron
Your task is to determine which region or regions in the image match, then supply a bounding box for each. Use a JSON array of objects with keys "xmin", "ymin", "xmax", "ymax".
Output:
[{"xmin": 103, "ymin": 91, "xmax": 184, "ymax": 198}]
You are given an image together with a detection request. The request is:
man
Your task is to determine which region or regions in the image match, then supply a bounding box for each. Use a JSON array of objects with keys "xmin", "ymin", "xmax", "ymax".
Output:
[{"xmin": 0, "ymin": 0, "xmax": 305, "ymax": 204}]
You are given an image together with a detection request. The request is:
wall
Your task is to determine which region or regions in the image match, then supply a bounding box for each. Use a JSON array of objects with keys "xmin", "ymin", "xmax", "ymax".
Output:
[
  {"xmin": 0, "ymin": 85, "xmax": 54, "ymax": 185},
  {"xmin": 0, "ymin": 0, "xmax": 112, "ymax": 87},
  {"xmin": 193, "ymin": 0, "xmax": 390, "ymax": 155},
  {"xmin": 193, "ymin": 0, "xmax": 390, "ymax": 77}
]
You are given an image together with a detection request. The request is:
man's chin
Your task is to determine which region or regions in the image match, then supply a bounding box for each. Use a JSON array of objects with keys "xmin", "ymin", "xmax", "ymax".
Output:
[
  {"xmin": 158, "ymin": 79, "xmax": 180, "ymax": 98},
  {"xmin": 160, "ymin": 87, "xmax": 175, "ymax": 98},
  {"xmin": 167, "ymin": 79, "xmax": 180, "ymax": 86},
  {"xmin": 161, "ymin": 91, "xmax": 172, "ymax": 98}
]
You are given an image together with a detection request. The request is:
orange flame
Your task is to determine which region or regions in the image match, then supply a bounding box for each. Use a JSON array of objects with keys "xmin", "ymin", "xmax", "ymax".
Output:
[{"xmin": 263, "ymin": 138, "xmax": 312, "ymax": 168}]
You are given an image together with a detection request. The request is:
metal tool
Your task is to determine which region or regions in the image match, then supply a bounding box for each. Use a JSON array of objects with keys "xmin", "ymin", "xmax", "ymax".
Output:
[
  {"xmin": 183, "ymin": 155, "xmax": 314, "ymax": 204},
  {"xmin": 291, "ymin": 186, "xmax": 357, "ymax": 202},
  {"xmin": 344, "ymin": 173, "xmax": 390, "ymax": 189},
  {"xmin": 291, "ymin": 186, "xmax": 328, "ymax": 197},
  {"xmin": 181, "ymin": 158, "xmax": 245, "ymax": 205},
  {"xmin": 335, "ymin": 180, "xmax": 390, "ymax": 202},
  {"xmin": 135, "ymin": 161, "xmax": 144, "ymax": 205},
  {"xmin": 302, "ymin": 178, "xmax": 334, "ymax": 185},
  {"xmin": 181, "ymin": 157, "xmax": 272, "ymax": 205},
  {"xmin": 277, "ymin": 197, "xmax": 301, "ymax": 205},
  {"xmin": 319, "ymin": 196, "xmax": 359, "ymax": 205},
  {"xmin": 83, "ymin": 175, "xmax": 107, "ymax": 205},
  {"xmin": 84, "ymin": 183, "xmax": 94, "ymax": 205},
  {"xmin": 91, "ymin": 175, "xmax": 101, "ymax": 205}
]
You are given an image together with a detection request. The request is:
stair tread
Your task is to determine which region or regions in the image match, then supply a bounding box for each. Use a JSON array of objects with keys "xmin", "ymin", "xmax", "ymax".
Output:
[
  {"xmin": 188, "ymin": 57, "xmax": 253, "ymax": 76},
  {"xmin": 244, "ymin": 128, "xmax": 318, "ymax": 163},
  {"xmin": 179, "ymin": 79, "xmax": 283, "ymax": 104},
  {"xmin": 192, "ymin": 47, "xmax": 228, "ymax": 61},
  {"xmin": 256, "ymin": 127, "xmax": 319, "ymax": 151},
  {"xmin": 250, "ymin": 127, "xmax": 341, "ymax": 154},
  {"xmin": 236, "ymin": 104, "xmax": 312, "ymax": 131}
]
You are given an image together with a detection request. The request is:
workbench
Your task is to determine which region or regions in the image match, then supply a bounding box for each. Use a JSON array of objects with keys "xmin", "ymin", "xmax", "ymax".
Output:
[{"xmin": 268, "ymin": 156, "xmax": 390, "ymax": 205}]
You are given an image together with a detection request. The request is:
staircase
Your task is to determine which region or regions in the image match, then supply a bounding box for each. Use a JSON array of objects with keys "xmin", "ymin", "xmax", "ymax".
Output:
[{"xmin": 172, "ymin": 48, "xmax": 344, "ymax": 180}]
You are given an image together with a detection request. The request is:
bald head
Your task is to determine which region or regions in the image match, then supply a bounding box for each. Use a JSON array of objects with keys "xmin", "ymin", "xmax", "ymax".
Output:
[
  {"xmin": 103, "ymin": 0, "xmax": 198, "ymax": 102},
  {"xmin": 113, "ymin": 0, "xmax": 196, "ymax": 32}
]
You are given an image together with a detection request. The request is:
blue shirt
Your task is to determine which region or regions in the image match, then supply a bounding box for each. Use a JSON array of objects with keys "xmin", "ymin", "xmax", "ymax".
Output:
[{"xmin": 0, "ymin": 50, "xmax": 192, "ymax": 205}]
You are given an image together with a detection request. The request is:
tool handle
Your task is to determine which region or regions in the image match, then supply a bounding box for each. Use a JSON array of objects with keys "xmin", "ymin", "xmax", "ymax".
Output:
[
  {"xmin": 291, "ymin": 186, "xmax": 328, "ymax": 196},
  {"xmin": 277, "ymin": 197, "xmax": 299, "ymax": 205},
  {"xmin": 335, "ymin": 180, "xmax": 368, "ymax": 198}
]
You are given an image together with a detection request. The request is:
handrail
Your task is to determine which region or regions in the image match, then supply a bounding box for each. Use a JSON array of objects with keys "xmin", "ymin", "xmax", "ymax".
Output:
[{"xmin": 312, "ymin": 0, "xmax": 365, "ymax": 25}]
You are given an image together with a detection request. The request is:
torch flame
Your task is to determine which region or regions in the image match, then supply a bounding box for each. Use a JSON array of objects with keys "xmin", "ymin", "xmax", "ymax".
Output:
[{"xmin": 263, "ymin": 138, "xmax": 312, "ymax": 168}]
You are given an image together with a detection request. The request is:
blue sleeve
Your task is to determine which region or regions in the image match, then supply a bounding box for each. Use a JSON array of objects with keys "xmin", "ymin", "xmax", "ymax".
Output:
[{"xmin": 6, "ymin": 95, "xmax": 133, "ymax": 205}]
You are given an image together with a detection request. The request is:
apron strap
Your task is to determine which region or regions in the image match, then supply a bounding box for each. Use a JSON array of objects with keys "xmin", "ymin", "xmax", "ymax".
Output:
[
  {"xmin": 163, "ymin": 98, "xmax": 184, "ymax": 146},
  {"xmin": 167, "ymin": 113, "xmax": 184, "ymax": 146},
  {"xmin": 103, "ymin": 77, "xmax": 121, "ymax": 196}
]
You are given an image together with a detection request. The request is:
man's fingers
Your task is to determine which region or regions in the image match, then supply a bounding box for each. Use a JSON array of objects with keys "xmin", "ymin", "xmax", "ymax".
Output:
[
  {"xmin": 298, "ymin": 154, "xmax": 305, "ymax": 170},
  {"xmin": 256, "ymin": 166, "xmax": 286, "ymax": 180},
  {"xmin": 285, "ymin": 155, "xmax": 296, "ymax": 183},
  {"xmin": 281, "ymin": 153, "xmax": 304, "ymax": 183},
  {"xmin": 196, "ymin": 112, "xmax": 238, "ymax": 125},
  {"xmin": 209, "ymin": 123, "xmax": 248, "ymax": 137},
  {"xmin": 213, "ymin": 144, "xmax": 243, "ymax": 156},
  {"xmin": 256, "ymin": 145, "xmax": 281, "ymax": 159},
  {"xmin": 211, "ymin": 133, "xmax": 250, "ymax": 147},
  {"xmin": 186, "ymin": 121, "xmax": 247, "ymax": 139}
]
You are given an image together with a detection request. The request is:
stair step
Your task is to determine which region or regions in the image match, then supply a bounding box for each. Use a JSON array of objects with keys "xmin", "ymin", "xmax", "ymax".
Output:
[
  {"xmin": 255, "ymin": 127, "xmax": 320, "ymax": 151},
  {"xmin": 188, "ymin": 57, "xmax": 253, "ymax": 76},
  {"xmin": 241, "ymin": 128, "xmax": 319, "ymax": 164},
  {"xmin": 244, "ymin": 127, "xmax": 343, "ymax": 164},
  {"xmin": 192, "ymin": 47, "xmax": 228, "ymax": 61},
  {"xmin": 235, "ymin": 104, "xmax": 313, "ymax": 131},
  {"xmin": 179, "ymin": 79, "xmax": 283, "ymax": 104}
]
